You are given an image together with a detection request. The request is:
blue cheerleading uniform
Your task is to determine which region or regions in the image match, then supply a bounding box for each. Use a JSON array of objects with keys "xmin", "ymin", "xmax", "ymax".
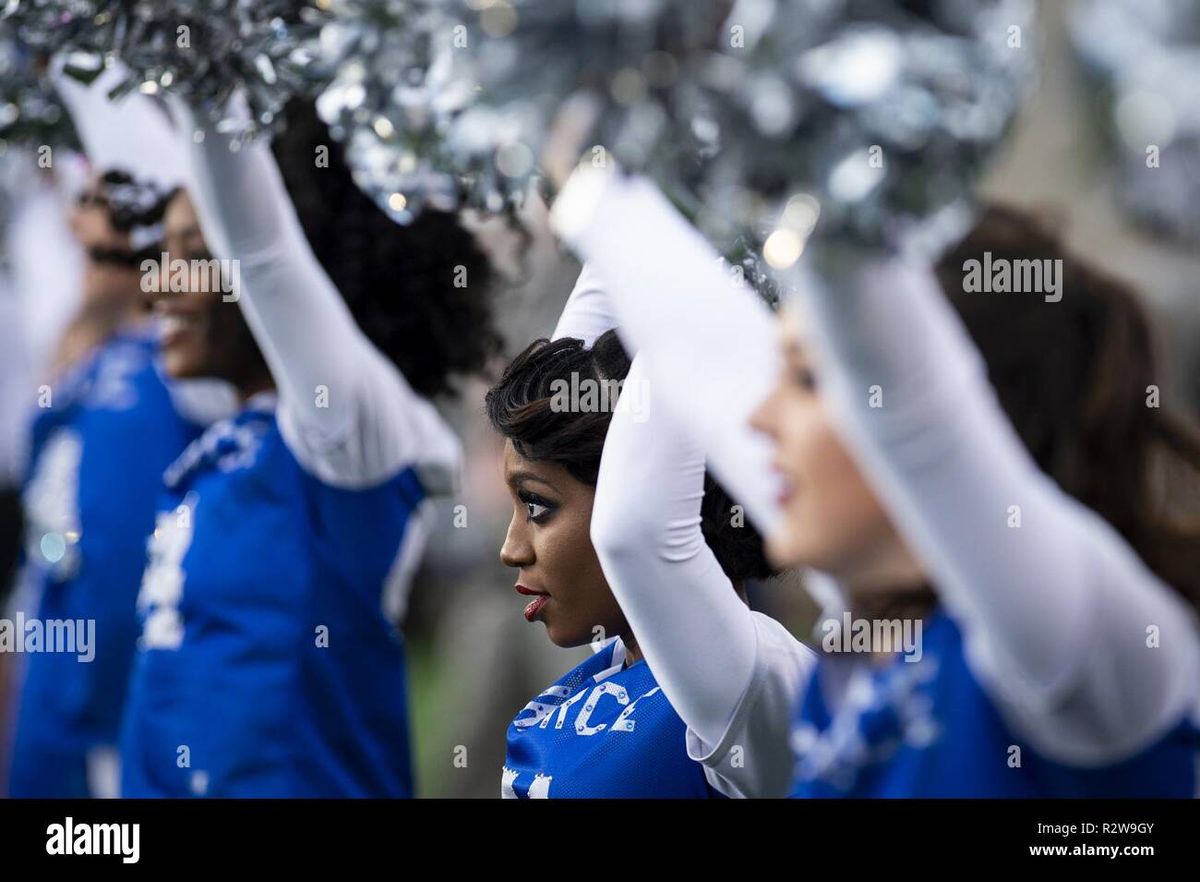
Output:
[
  {"xmin": 790, "ymin": 610, "xmax": 1200, "ymax": 798},
  {"xmin": 116, "ymin": 102, "xmax": 467, "ymax": 799},
  {"xmin": 120, "ymin": 399, "xmax": 426, "ymax": 797},
  {"xmin": 503, "ymin": 637, "xmax": 716, "ymax": 798},
  {"xmin": 9, "ymin": 329, "xmax": 203, "ymax": 797}
]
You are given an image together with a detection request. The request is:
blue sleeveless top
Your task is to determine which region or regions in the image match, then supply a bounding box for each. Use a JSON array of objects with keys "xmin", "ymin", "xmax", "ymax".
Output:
[{"xmin": 120, "ymin": 399, "xmax": 426, "ymax": 797}]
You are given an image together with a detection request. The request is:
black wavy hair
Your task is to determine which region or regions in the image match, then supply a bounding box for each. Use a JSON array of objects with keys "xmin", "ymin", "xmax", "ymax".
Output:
[
  {"xmin": 269, "ymin": 99, "xmax": 503, "ymax": 398},
  {"xmin": 485, "ymin": 330, "xmax": 775, "ymax": 583}
]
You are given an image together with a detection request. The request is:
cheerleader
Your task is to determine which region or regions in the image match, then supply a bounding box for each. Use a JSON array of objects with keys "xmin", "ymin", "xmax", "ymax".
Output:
[
  {"xmin": 550, "ymin": 163, "xmax": 1200, "ymax": 797},
  {"xmin": 527, "ymin": 143, "xmax": 815, "ymax": 798},
  {"xmin": 117, "ymin": 98, "xmax": 500, "ymax": 797},
  {"xmin": 6, "ymin": 167, "xmax": 213, "ymax": 797},
  {"xmin": 486, "ymin": 265, "xmax": 790, "ymax": 797}
]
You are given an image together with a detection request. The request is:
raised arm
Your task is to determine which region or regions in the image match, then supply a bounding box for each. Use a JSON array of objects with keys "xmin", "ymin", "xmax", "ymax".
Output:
[
  {"xmin": 790, "ymin": 252, "xmax": 1200, "ymax": 761},
  {"xmin": 550, "ymin": 168, "xmax": 783, "ymax": 536},
  {"xmin": 592, "ymin": 354, "xmax": 811, "ymax": 796},
  {"xmin": 552, "ymin": 263, "xmax": 764, "ymax": 752},
  {"xmin": 176, "ymin": 105, "xmax": 459, "ymax": 492},
  {"xmin": 551, "ymin": 262, "xmax": 618, "ymax": 346}
]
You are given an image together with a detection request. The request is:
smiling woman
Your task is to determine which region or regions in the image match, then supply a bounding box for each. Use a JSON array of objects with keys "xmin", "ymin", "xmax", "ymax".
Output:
[
  {"xmin": 116, "ymin": 96, "xmax": 502, "ymax": 798},
  {"xmin": 7, "ymin": 163, "xmax": 211, "ymax": 800},
  {"xmin": 150, "ymin": 190, "xmax": 271, "ymax": 395}
]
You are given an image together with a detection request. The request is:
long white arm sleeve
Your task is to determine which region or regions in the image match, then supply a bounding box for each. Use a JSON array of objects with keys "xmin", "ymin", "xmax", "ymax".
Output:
[
  {"xmin": 54, "ymin": 60, "xmax": 188, "ymax": 190},
  {"xmin": 551, "ymin": 169, "xmax": 783, "ymax": 536},
  {"xmin": 177, "ymin": 108, "xmax": 460, "ymax": 492},
  {"xmin": 551, "ymin": 262, "xmax": 618, "ymax": 346},
  {"xmin": 593, "ymin": 355, "xmax": 814, "ymax": 797}
]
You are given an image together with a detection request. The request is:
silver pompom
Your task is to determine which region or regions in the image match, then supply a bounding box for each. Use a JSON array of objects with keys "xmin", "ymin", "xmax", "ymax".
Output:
[
  {"xmin": 1069, "ymin": 0, "xmax": 1200, "ymax": 244},
  {"xmin": 311, "ymin": 0, "xmax": 475, "ymax": 223},
  {"xmin": 702, "ymin": 0, "xmax": 1035, "ymax": 257},
  {"xmin": 0, "ymin": 23, "xmax": 78, "ymax": 149},
  {"xmin": 450, "ymin": 0, "xmax": 723, "ymax": 214},
  {"xmin": 452, "ymin": 0, "xmax": 1034, "ymax": 257},
  {"xmin": 3, "ymin": 0, "xmax": 330, "ymax": 139}
]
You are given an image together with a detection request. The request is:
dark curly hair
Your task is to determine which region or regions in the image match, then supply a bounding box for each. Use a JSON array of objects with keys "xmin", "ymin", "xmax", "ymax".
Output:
[
  {"xmin": 269, "ymin": 99, "xmax": 503, "ymax": 398},
  {"xmin": 485, "ymin": 330, "xmax": 775, "ymax": 583}
]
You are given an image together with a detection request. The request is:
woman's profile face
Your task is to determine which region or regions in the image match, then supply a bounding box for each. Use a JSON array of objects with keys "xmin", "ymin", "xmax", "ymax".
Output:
[
  {"xmin": 154, "ymin": 191, "xmax": 259, "ymax": 386},
  {"xmin": 499, "ymin": 440, "xmax": 629, "ymax": 649},
  {"xmin": 750, "ymin": 306, "xmax": 915, "ymax": 588}
]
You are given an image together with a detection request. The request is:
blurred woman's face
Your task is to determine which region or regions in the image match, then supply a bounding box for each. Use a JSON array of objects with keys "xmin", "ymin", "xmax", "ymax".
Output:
[
  {"xmin": 71, "ymin": 176, "xmax": 144, "ymax": 311},
  {"xmin": 749, "ymin": 306, "xmax": 920, "ymax": 590},
  {"xmin": 499, "ymin": 440, "xmax": 630, "ymax": 650},
  {"xmin": 154, "ymin": 191, "xmax": 261, "ymax": 387}
]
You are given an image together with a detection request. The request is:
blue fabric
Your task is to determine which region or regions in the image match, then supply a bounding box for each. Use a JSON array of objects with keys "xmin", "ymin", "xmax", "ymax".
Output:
[
  {"xmin": 120, "ymin": 403, "xmax": 424, "ymax": 797},
  {"xmin": 504, "ymin": 639, "xmax": 717, "ymax": 798},
  {"xmin": 9, "ymin": 332, "xmax": 201, "ymax": 797},
  {"xmin": 790, "ymin": 610, "xmax": 1200, "ymax": 798}
]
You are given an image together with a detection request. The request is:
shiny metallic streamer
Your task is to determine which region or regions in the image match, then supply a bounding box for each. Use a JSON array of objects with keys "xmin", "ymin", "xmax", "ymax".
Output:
[
  {"xmin": 1070, "ymin": 0, "xmax": 1200, "ymax": 244},
  {"xmin": 450, "ymin": 0, "xmax": 1034, "ymax": 254},
  {"xmin": 3, "ymin": 0, "xmax": 329, "ymax": 139},
  {"xmin": 0, "ymin": 22, "xmax": 78, "ymax": 149}
]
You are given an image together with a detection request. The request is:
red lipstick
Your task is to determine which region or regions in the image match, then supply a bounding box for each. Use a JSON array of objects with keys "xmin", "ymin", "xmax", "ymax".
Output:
[{"xmin": 516, "ymin": 584, "xmax": 549, "ymax": 622}]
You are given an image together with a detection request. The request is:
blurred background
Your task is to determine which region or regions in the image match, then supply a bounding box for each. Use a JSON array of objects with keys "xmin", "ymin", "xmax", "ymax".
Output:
[{"xmin": 1, "ymin": 0, "xmax": 1198, "ymax": 797}]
